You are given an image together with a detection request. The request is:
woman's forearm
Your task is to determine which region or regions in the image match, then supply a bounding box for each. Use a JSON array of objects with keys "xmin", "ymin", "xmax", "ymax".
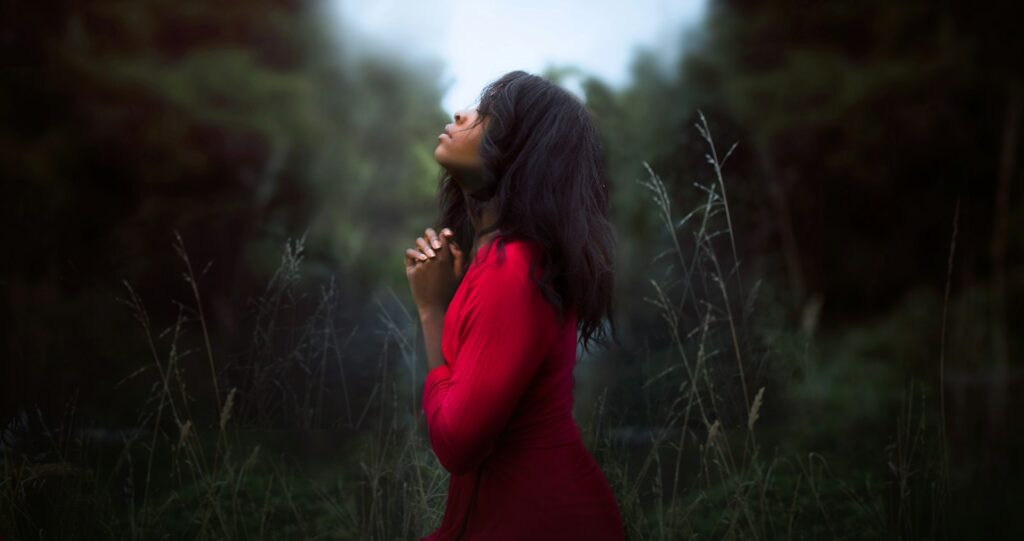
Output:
[{"xmin": 419, "ymin": 307, "xmax": 446, "ymax": 372}]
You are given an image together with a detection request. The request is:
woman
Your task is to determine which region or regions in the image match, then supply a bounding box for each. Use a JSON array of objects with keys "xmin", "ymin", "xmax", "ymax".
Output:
[{"xmin": 404, "ymin": 70, "xmax": 624, "ymax": 540}]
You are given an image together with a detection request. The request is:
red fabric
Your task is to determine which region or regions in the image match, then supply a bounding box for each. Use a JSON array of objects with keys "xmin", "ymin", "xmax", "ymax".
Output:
[{"xmin": 421, "ymin": 235, "xmax": 624, "ymax": 540}]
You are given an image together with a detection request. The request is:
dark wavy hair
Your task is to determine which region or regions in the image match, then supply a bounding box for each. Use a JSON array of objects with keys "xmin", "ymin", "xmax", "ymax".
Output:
[{"xmin": 434, "ymin": 70, "xmax": 619, "ymax": 355}]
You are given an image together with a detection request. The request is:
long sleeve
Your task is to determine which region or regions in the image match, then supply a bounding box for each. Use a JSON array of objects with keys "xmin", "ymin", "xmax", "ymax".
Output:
[{"xmin": 422, "ymin": 255, "xmax": 556, "ymax": 475}]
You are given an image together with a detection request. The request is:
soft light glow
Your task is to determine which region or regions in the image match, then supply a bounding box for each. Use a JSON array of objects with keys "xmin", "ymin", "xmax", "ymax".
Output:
[{"xmin": 331, "ymin": 0, "xmax": 707, "ymax": 115}]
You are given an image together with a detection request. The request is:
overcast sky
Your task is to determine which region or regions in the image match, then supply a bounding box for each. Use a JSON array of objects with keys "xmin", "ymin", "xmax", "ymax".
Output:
[{"xmin": 329, "ymin": 0, "xmax": 707, "ymax": 115}]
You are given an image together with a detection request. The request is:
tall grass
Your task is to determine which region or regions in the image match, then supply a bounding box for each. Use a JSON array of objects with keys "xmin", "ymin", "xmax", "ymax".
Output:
[{"xmin": 0, "ymin": 113, "xmax": 949, "ymax": 539}]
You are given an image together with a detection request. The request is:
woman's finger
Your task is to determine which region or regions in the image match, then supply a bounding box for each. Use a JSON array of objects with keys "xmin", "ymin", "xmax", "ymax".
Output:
[
  {"xmin": 440, "ymin": 229, "xmax": 456, "ymax": 251},
  {"xmin": 405, "ymin": 248, "xmax": 428, "ymax": 267},
  {"xmin": 416, "ymin": 237, "xmax": 436, "ymax": 258},
  {"xmin": 425, "ymin": 227, "xmax": 441, "ymax": 250}
]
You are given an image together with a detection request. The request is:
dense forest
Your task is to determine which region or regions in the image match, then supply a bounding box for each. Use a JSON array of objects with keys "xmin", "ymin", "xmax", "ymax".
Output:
[{"xmin": 2, "ymin": 0, "xmax": 1021, "ymax": 538}]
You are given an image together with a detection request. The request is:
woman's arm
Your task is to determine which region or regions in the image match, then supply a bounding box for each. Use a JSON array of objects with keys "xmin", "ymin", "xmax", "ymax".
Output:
[
  {"xmin": 407, "ymin": 226, "xmax": 464, "ymax": 375},
  {"xmin": 422, "ymin": 258, "xmax": 556, "ymax": 475},
  {"xmin": 420, "ymin": 307, "xmax": 446, "ymax": 373}
]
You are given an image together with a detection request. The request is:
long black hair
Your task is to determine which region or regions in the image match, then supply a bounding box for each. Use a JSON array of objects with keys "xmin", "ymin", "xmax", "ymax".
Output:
[{"xmin": 434, "ymin": 70, "xmax": 618, "ymax": 355}]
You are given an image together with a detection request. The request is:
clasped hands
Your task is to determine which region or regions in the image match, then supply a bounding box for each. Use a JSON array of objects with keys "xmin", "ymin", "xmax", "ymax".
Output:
[{"xmin": 404, "ymin": 227, "xmax": 467, "ymax": 318}]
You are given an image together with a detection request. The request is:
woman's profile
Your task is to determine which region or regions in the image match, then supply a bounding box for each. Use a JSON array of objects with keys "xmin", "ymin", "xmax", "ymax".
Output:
[{"xmin": 404, "ymin": 70, "xmax": 624, "ymax": 540}]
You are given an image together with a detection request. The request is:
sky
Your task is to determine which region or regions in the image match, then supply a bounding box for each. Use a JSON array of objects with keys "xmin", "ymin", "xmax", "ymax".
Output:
[{"xmin": 329, "ymin": 0, "xmax": 707, "ymax": 115}]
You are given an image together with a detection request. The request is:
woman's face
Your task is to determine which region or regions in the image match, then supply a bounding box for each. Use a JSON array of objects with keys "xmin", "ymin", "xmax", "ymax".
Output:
[{"xmin": 434, "ymin": 105, "xmax": 487, "ymax": 172}]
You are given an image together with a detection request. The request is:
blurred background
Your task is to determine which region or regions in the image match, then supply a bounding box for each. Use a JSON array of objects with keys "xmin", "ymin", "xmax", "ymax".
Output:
[{"xmin": 2, "ymin": 0, "xmax": 1021, "ymax": 538}]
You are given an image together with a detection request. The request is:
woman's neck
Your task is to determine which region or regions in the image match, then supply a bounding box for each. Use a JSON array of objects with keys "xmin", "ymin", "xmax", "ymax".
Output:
[{"xmin": 466, "ymin": 196, "xmax": 501, "ymax": 263}]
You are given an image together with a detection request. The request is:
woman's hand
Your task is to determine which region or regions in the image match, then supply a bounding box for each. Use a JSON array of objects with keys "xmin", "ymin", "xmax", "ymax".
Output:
[{"xmin": 405, "ymin": 227, "xmax": 466, "ymax": 316}]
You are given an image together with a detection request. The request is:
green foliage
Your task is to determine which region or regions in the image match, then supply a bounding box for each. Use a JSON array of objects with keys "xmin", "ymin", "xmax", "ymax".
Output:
[{"xmin": 3, "ymin": 1, "xmax": 451, "ymax": 425}]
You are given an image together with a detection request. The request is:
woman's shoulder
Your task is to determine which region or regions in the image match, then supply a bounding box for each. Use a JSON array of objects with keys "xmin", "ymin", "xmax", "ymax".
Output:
[
  {"xmin": 464, "ymin": 236, "xmax": 557, "ymax": 320},
  {"xmin": 463, "ymin": 235, "xmax": 564, "ymax": 329},
  {"xmin": 461, "ymin": 236, "xmax": 542, "ymax": 296},
  {"xmin": 474, "ymin": 235, "xmax": 539, "ymax": 278}
]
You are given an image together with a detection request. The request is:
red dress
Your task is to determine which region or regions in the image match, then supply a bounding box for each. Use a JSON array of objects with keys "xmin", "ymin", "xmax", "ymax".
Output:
[{"xmin": 421, "ymin": 235, "xmax": 624, "ymax": 540}]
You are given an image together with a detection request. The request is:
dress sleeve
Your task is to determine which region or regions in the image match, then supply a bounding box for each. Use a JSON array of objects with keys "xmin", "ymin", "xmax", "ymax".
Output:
[{"xmin": 422, "ymin": 256, "xmax": 556, "ymax": 475}]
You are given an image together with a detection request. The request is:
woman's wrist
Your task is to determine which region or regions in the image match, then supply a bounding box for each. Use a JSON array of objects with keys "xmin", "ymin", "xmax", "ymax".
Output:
[{"xmin": 418, "ymin": 305, "xmax": 446, "ymax": 323}]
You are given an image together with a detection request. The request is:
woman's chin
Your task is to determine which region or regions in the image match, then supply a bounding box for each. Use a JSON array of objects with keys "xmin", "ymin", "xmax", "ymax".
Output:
[{"xmin": 434, "ymin": 153, "xmax": 463, "ymax": 173}]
